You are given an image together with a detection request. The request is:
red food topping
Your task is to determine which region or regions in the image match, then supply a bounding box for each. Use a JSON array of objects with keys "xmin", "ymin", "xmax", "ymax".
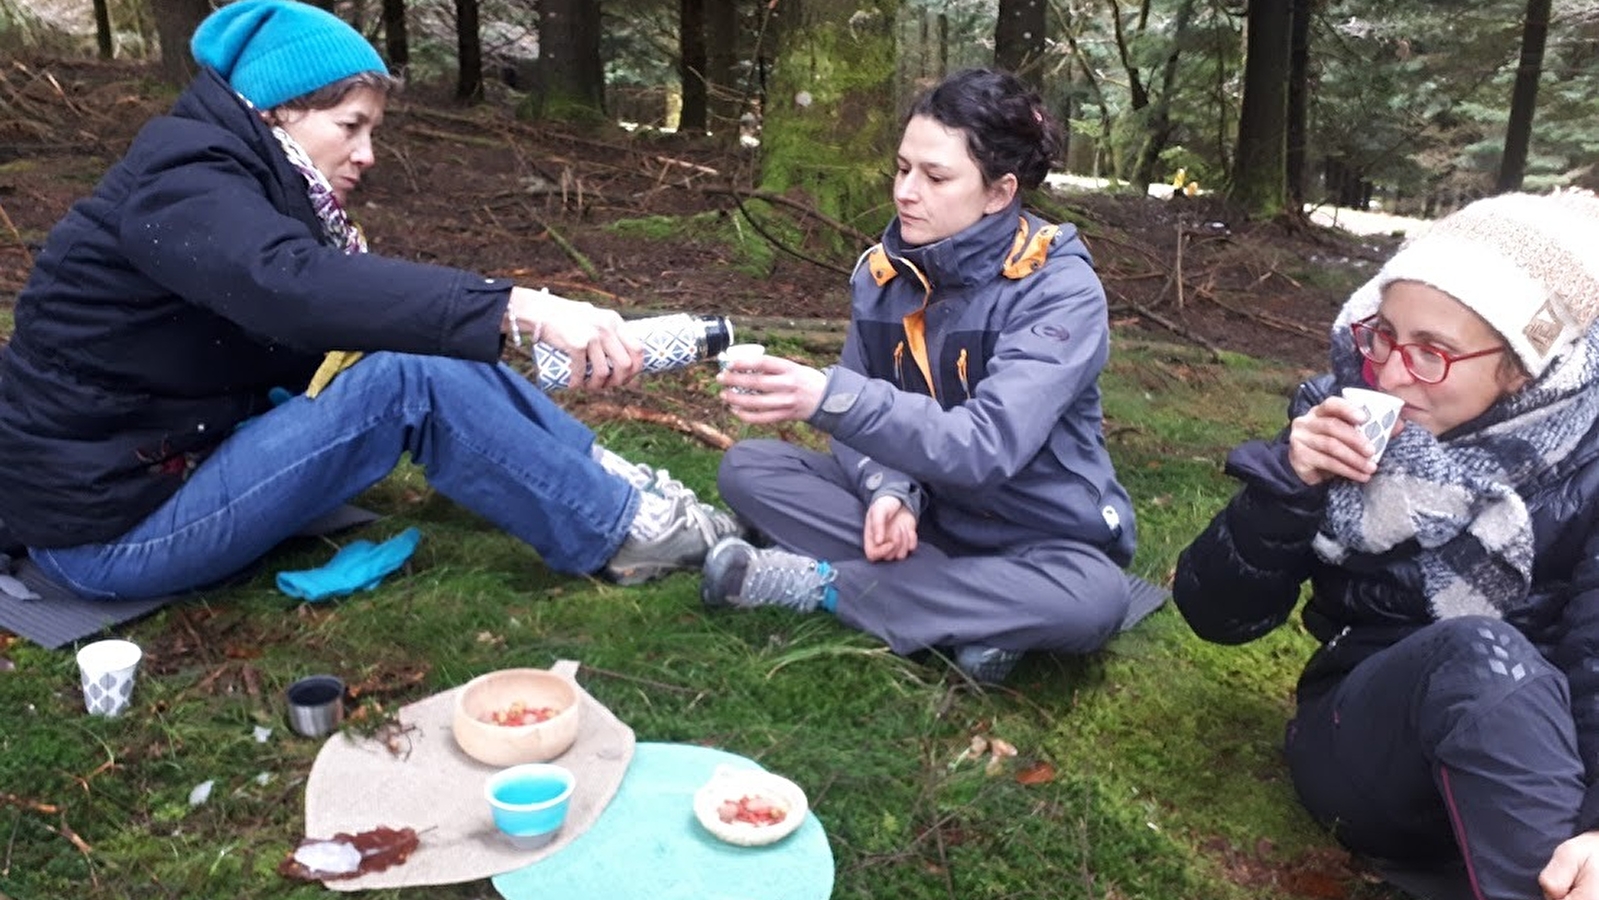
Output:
[
  {"xmin": 715, "ymin": 793, "xmax": 788, "ymax": 826},
  {"xmin": 485, "ymin": 700, "xmax": 559, "ymax": 726}
]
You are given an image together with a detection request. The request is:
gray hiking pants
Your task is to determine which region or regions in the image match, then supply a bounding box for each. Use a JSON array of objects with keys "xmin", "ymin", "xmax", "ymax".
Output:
[
  {"xmin": 1287, "ymin": 616, "xmax": 1584, "ymax": 900},
  {"xmin": 717, "ymin": 439, "xmax": 1131, "ymax": 655}
]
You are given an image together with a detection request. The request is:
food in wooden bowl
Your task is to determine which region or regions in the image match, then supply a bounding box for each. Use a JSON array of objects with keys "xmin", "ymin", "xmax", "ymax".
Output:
[{"xmin": 452, "ymin": 668, "xmax": 582, "ymax": 767}]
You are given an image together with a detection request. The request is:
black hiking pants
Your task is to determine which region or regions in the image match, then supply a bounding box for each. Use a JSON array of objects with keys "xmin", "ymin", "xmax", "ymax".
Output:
[{"xmin": 1286, "ymin": 615, "xmax": 1584, "ymax": 900}]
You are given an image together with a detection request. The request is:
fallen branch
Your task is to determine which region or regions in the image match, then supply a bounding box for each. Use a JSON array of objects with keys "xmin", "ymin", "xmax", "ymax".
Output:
[
  {"xmin": 1203, "ymin": 292, "xmax": 1324, "ymax": 339},
  {"xmin": 577, "ymin": 402, "xmax": 734, "ymax": 450},
  {"xmin": 1106, "ymin": 291, "xmax": 1223, "ymax": 361},
  {"xmin": 537, "ymin": 220, "xmax": 600, "ymax": 281}
]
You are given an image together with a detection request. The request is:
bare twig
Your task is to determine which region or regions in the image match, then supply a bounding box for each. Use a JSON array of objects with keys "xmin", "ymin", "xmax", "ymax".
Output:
[
  {"xmin": 3, "ymin": 809, "xmax": 17, "ymax": 877},
  {"xmin": 540, "ymin": 221, "xmax": 600, "ymax": 281},
  {"xmin": 0, "ymin": 794, "xmax": 57, "ymax": 815},
  {"xmin": 577, "ymin": 402, "xmax": 734, "ymax": 450},
  {"xmin": 0, "ymin": 198, "xmax": 29, "ymax": 267},
  {"xmin": 728, "ymin": 192, "xmax": 854, "ymax": 277},
  {"xmin": 701, "ymin": 186, "xmax": 875, "ymax": 247},
  {"xmin": 1106, "ymin": 290, "xmax": 1223, "ymax": 360},
  {"xmin": 385, "ymin": 145, "xmax": 420, "ymax": 193},
  {"xmin": 579, "ymin": 664, "xmax": 703, "ymax": 696},
  {"xmin": 1174, "ymin": 224, "xmax": 1186, "ymax": 309}
]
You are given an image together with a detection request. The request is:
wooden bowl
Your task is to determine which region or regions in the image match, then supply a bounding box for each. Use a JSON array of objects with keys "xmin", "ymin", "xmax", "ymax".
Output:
[
  {"xmin": 452, "ymin": 668, "xmax": 582, "ymax": 767},
  {"xmin": 692, "ymin": 765, "xmax": 808, "ymax": 847}
]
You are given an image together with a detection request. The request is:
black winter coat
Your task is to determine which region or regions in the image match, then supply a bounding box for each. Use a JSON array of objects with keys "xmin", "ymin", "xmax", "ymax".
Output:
[
  {"xmin": 1175, "ymin": 374, "xmax": 1599, "ymax": 787},
  {"xmin": 0, "ymin": 68, "xmax": 513, "ymax": 548}
]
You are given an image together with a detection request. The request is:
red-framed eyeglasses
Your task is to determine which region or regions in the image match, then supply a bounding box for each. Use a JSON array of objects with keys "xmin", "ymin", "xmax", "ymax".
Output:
[{"xmin": 1350, "ymin": 316, "xmax": 1506, "ymax": 385}]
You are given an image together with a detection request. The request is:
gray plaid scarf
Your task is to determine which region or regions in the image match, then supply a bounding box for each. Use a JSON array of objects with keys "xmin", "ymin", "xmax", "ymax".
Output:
[{"xmin": 1313, "ymin": 323, "xmax": 1599, "ymax": 620}]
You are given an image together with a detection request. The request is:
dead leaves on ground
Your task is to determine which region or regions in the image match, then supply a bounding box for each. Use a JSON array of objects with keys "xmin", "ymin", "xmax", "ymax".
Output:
[{"xmin": 950, "ymin": 731, "xmax": 1056, "ymax": 785}]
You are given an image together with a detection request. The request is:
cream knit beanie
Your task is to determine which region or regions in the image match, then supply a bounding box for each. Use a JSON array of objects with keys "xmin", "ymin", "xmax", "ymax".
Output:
[{"xmin": 1334, "ymin": 189, "xmax": 1599, "ymax": 379}]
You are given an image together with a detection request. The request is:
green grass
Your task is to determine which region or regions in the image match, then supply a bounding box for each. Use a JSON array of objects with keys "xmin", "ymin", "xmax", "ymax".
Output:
[
  {"xmin": 603, "ymin": 211, "xmax": 780, "ymax": 278},
  {"xmin": 0, "ymin": 336, "xmax": 1400, "ymax": 899}
]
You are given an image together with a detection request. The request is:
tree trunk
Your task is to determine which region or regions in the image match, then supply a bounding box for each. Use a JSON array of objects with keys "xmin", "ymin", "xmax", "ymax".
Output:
[
  {"xmin": 1285, "ymin": 0, "xmax": 1310, "ymax": 206},
  {"xmin": 679, "ymin": 0, "xmax": 708, "ymax": 132},
  {"xmin": 1496, "ymin": 0, "xmax": 1551, "ymax": 194},
  {"xmin": 383, "ymin": 0, "xmax": 409, "ymax": 69},
  {"xmin": 455, "ymin": 0, "xmax": 483, "ymax": 102},
  {"xmin": 1130, "ymin": 0, "xmax": 1198, "ymax": 190},
  {"xmin": 93, "ymin": 0, "xmax": 113, "ymax": 59},
  {"xmin": 532, "ymin": 0, "xmax": 606, "ymax": 122},
  {"xmin": 761, "ymin": 0, "xmax": 899, "ymax": 248},
  {"xmin": 1227, "ymin": 0, "xmax": 1291, "ymax": 216},
  {"xmin": 151, "ymin": 0, "xmax": 209, "ymax": 86},
  {"xmin": 705, "ymin": 0, "xmax": 742, "ymax": 133},
  {"xmin": 994, "ymin": 0, "xmax": 1046, "ymax": 84}
]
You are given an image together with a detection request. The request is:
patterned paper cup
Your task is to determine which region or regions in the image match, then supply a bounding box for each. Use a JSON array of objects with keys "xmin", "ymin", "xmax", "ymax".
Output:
[
  {"xmin": 77, "ymin": 639, "xmax": 142, "ymax": 717},
  {"xmin": 718, "ymin": 343, "xmax": 766, "ymax": 394},
  {"xmin": 1342, "ymin": 387, "xmax": 1405, "ymax": 461}
]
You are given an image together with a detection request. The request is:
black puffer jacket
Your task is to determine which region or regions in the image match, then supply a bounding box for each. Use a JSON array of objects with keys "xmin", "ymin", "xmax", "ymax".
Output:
[
  {"xmin": 0, "ymin": 68, "xmax": 513, "ymax": 548},
  {"xmin": 1175, "ymin": 373, "xmax": 1599, "ymax": 778}
]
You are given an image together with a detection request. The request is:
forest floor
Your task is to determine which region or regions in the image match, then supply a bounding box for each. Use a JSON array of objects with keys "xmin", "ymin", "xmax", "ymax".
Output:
[{"xmin": 0, "ymin": 57, "xmax": 1420, "ymax": 900}]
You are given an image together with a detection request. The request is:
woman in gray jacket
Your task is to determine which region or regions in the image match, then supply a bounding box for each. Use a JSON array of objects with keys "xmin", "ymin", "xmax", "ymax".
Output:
[{"xmin": 700, "ymin": 69, "xmax": 1136, "ymax": 684}]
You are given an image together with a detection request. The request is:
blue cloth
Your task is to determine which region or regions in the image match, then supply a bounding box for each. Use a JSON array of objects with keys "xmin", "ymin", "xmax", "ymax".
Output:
[
  {"xmin": 31, "ymin": 353, "xmax": 637, "ymax": 601},
  {"xmin": 190, "ymin": 0, "xmax": 387, "ymax": 110},
  {"xmin": 493, "ymin": 742, "xmax": 833, "ymax": 900},
  {"xmin": 275, "ymin": 526, "xmax": 421, "ymax": 602}
]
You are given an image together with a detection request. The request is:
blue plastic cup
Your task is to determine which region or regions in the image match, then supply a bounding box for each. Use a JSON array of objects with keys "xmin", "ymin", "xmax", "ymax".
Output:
[{"xmin": 484, "ymin": 763, "xmax": 575, "ymax": 849}]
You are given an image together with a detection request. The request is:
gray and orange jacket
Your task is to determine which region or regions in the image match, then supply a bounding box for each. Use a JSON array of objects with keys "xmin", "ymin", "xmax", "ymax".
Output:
[{"xmin": 806, "ymin": 201, "xmax": 1135, "ymax": 563}]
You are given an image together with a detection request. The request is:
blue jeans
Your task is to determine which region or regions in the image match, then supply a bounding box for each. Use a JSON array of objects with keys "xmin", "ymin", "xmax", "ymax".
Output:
[{"xmin": 31, "ymin": 353, "xmax": 639, "ymax": 600}]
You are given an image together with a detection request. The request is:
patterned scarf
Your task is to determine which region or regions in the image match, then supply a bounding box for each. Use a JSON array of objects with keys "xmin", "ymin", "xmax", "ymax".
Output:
[
  {"xmin": 272, "ymin": 125, "xmax": 366, "ymax": 255},
  {"xmin": 271, "ymin": 125, "xmax": 369, "ymax": 394},
  {"xmin": 1312, "ymin": 317, "xmax": 1599, "ymax": 620}
]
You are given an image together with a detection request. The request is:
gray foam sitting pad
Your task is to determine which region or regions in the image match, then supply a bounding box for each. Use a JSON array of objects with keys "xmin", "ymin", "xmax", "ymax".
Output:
[
  {"xmin": 0, "ymin": 504, "xmax": 381, "ymax": 649},
  {"xmin": 1120, "ymin": 572, "xmax": 1168, "ymax": 633},
  {"xmin": 1367, "ymin": 855, "xmax": 1472, "ymax": 900}
]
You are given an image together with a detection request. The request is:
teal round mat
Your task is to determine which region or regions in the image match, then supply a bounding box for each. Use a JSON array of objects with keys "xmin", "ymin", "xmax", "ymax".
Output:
[{"xmin": 492, "ymin": 742, "xmax": 832, "ymax": 900}]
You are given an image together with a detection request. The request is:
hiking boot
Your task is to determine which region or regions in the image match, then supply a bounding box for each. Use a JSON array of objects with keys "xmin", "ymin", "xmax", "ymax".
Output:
[
  {"xmin": 603, "ymin": 492, "xmax": 724, "ymax": 586},
  {"xmin": 628, "ymin": 463, "xmax": 747, "ymax": 543},
  {"xmin": 700, "ymin": 537, "xmax": 832, "ymax": 612},
  {"xmin": 953, "ymin": 644, "xmax": 1024, "ymax": 684}
]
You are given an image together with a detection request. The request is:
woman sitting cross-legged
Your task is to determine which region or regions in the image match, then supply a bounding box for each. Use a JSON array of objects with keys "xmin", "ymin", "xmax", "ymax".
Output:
[{"xmin": 698, "ymin": 68, "xmax": 1138, "ymax": 685}]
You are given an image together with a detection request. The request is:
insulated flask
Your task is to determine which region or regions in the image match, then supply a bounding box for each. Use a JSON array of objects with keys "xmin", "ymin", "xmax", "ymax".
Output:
[{"xmin": 532, "ymin": 314, "xmax": 734, "ymax": 391}]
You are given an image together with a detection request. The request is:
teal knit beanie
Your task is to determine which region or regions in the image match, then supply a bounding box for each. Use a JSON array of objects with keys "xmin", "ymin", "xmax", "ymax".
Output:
[{"xmin": 190, "ymin": 0, "xmax": 387, "ymax": 110}]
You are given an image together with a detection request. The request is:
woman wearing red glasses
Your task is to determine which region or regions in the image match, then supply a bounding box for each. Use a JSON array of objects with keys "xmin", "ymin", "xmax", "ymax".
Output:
[{"xmin": 1174, "ymin": 190, "xmax": 1599, "ymax": 900}]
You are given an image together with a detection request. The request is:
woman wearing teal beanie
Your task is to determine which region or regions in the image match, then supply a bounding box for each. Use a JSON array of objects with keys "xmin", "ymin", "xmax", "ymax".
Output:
[{"xmin": 0, "ymin": 0, "xmax": 739, "ymax": 600}]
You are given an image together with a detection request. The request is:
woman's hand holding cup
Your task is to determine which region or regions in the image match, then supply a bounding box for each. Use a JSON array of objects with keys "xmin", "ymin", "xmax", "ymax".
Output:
[
  {"xmin": 1287, "ymin": 388, "xmax": 1405, "ymax": 487},
  {"xmin": 717, "ymin": 351, "xmax": 828, "ymax": 424}
]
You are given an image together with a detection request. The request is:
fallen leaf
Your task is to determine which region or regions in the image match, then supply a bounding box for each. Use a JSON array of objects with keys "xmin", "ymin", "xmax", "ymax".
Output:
[
  {"xmin": 989, "ymin": 738, "xmax": 1018, "ymax": 758},
  {"xmin": 1015, "ymin": 760, "xmax": 1056, "ymax": 785},
  {"xmin": 968, "ymin": 734, "xmax": 989, "ymax": 755},
  {"xmin": 279, "ymin": 826, "xmax": 420, "ymax": 881}
]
